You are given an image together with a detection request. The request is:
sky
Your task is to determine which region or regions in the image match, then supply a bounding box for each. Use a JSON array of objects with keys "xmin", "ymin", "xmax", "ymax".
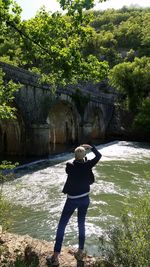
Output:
[{"xmin": 15, "ymin": 0, "xmax": 150, "ymax": 20}]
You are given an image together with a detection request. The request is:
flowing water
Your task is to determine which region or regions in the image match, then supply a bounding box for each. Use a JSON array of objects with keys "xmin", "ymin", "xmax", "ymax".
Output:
[{"xmin": 2, "ymin": 141, "xmax": 150, "ymax": 255}]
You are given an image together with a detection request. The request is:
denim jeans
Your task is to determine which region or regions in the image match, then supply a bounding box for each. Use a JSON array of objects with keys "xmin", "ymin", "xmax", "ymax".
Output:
[{"xmin": 54, "ymin": 195, "xmax": 90, "ymax": 253}]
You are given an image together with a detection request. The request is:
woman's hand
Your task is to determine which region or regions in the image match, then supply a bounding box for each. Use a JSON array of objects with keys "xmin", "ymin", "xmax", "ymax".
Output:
[{"xmin": 81, "ymin": 144, "xmax": 92, "ymax": 150}]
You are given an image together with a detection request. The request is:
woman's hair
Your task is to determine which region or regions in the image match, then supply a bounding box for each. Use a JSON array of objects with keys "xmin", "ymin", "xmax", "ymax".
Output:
[{"xmin": 74, "ymin": 146, "xmax": 86, "ymax": 160}]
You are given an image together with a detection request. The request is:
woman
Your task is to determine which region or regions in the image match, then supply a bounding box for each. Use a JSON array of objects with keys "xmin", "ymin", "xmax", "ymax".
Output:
[{"xmin": 46, "ymin": 144, "xmax": 102, "ymax": 266}]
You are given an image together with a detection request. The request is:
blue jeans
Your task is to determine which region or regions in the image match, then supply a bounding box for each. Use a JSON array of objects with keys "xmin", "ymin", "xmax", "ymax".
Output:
[{"xmin": 54, "ymin": 195, "xmax": 90, "ymax": 253}]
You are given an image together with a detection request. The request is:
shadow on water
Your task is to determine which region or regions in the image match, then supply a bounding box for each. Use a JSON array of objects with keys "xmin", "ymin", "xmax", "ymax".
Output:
[
  {"xmin": 1, "ymin": 140, "xmax": 114, "ymax": 177},
  {"xmin": 0, "ymin": 144, "xmax": 74, "ymax": 165},
  {"xmin": 0, "ymin": 144, "xmax": 74, "ymax": 177},
  {"xmin": 4, "ymin": 152, "xmax": 73, "ymax": 178}
]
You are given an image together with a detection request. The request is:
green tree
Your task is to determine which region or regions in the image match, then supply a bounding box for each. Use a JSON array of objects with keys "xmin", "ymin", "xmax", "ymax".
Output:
[
  {"xmin": 91, "ymin": 30, "xmax": 121, "ymax": 66},
  {"xmin": 90, "ymin": 7, "xmax": 150, "ymax": 64},
  {"xmin": 133, "ymin": 97, "xmax": 150, "ymax": 135},
  {"xmin": 58, "ymin": 0, "xmax": 106, "ymax": 17},
  {"xmin": 109, "ymin": 57, "xmax": 150, "ymax": 111},
  {"xmin": 115, "ymin": 15, "xmax": 142, "ymax": 49},
  {"xmin": 17, "ymin": 7, "xmax": 108, "ymax": 88},
  {"xmin": 0, "ymin": 68, "xmax": 20, "ymax": 231},
  {"xmin": 0, "ymin": 160, "xmax": 18, "ymax": 230},
  {"xmin": 0, "ymin": 0, "xmax": 22, "ymax": 65},
  {"xmin": 140, "ymin": 12, "xmax": 150, "ymax": 56},
  {"xmin": 0, "ymin": 1, "xmax": 109, "ymax": 88},
  {"xmin": 0, "ymin": 68, "xmax": 20, "ymax": 118}
]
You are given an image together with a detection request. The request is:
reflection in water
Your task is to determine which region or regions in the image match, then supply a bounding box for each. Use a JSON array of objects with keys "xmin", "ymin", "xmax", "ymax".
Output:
[{"xmin": 3, "ymin": 141, "xmax": 150, "ymax": 255}]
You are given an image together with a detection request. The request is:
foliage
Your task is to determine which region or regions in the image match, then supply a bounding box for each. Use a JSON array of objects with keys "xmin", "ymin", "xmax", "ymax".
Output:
[
  {"xmin": 115, "ymin": 16, "xmax": 142, "ymax": 49},
  {"xmin": 20, "ymin": 8, "xmax": 108, "ymax": 87},
  {"xmin": 1, "ymin": 3, "xmax": 150, "ymax": 89},
  {"xmin": 0, "ymin": 2, "xmax": 21, "ymax": 233},
  {"xmin": 91, "ymin": 7, "xmax": 150, "ymax": 64},
  {"xmin": 0, "ymin": 68, "xmax": 21, "ymax": 119},
  {"xmin": 71, "ymin": 88, "xmax": 90, "ymax": 116},
  {"xmin": 58, "ymin": 0, "xmax": 106, "ymax": 19},
  {"xmin": 110, "ymin": 194, "xmax": 150, "ymax": 267},
  {"xmin": 14, "ymin": 256, "xmax": 37, "ymax": 267},
  {"xmin": 99, "ymin": 194, "xmax": 150, "ymax": 267},
  {"xmin": 0, "ymin": 1, "xmax": 109, "ymax": 89},
  {"xmin": 0, "ymin": 1, "xmax": 22, "ymax": 119},
  {"xmin": 0, "ymin": 196, "xmax": 12, "ymax": 230},
  {"xmin": 140, "ymin": 12, "xmax": 150, "ymax": 56},
  {"xmin": 133, "ymin": 97, "xmax": 150, "ymax": 134},
  {"xmin": 0, "ymin": 253, "xmax": 37, "ymax": 267},
  {"xmin": 0, "ymin": 3, "xmax": 150, "ymax": 138},
  {"xmin": 0, "ymin": 160, "xmax": 18, "ymax": 195},
  {"xmin": 108, "ymin": 57, "xmax": 150, "ymax": 111},
  {"xmin": 1, "ymin": 4, "xmax": 150, "ymax": 77},
  {"xmin": 0, "ymin": 161, "xmax": 18, "ymax": 230},
  {"xmin": 0, "ymin": 0, "xmax": 22, "ymax": 65}
]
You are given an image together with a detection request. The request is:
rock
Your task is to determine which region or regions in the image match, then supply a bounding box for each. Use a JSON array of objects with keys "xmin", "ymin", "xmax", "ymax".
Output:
[
  {"xmin": 0, "ymin": 232, "xmax": 116, "ymax": 267},
  {"xmin": 25, "ymin": 244, "xmax": 39, "ymax": 265}
]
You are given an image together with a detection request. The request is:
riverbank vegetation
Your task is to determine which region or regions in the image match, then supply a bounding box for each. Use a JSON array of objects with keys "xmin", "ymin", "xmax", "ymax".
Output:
[
  {"xmin": 99, "ymin": 194, "xmax": 150, "ymax": 267},
  {"xmin": 0, "ymin": 69, "xmax": 21, "ymax": 119},
  {"xmin": 0, "ymin": 53, "xmax": 19, "ymax": 233},
  {"xmin": 0, "ymin": 161, "xmax": 18, "ymax": 230}
]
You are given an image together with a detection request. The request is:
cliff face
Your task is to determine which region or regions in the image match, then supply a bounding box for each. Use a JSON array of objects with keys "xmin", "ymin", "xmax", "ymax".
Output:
[{"xmin": 0, "ymin": 232, "xmax": 115, "ymax": 267}]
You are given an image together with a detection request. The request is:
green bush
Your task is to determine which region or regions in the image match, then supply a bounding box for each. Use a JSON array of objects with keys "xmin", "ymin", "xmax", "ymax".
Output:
[
  {"xmin": 107, "ymin": 194, "xmax": 150, "ymax": 267},
  {"xmin": 133, "ymin": 97, "xmax": 150, "ymax": 134},
  {"xmin": 0, "ymin": 196, "xmax": 12, "ymax": 230},
  {"xmin": 14, "ymin": 257, "xmax": 37, "ymax": 267},
  {"xmin": 0, "ymin": 161, "xmax": 17, "ymax": 230}
]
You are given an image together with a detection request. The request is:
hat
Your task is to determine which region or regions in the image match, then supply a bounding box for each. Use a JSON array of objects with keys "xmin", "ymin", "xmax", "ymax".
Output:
[{"xmin": 74, "ymin": 146, "xmax": 86, "ymax": 160}]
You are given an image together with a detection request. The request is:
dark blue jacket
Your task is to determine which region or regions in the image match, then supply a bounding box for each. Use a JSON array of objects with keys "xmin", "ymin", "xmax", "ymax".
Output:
[{"xmin": 62, "ymin": 146, "xmax": 102, "ymax": 196}]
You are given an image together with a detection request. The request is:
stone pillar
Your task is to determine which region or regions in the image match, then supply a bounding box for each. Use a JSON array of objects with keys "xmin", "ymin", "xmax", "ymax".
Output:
[{"xmin": 26, "ymin": 124, "xmax": 50, "ymax": 156}]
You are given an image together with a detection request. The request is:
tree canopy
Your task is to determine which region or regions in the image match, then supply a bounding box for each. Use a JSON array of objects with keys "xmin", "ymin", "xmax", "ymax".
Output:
[
  {"xmin": 109, "ymin": 57, "xmax": 150, "ymax": 111},
  {"xmin": 0, "ymin": 0, "xmax": 108, "ymax": 89},
  {"xmin": 0, "ymin": 0, "xmax": 108, "ymax": 119},
  {"xmin": 0, "ymin": 2, "xmax": 150, "ymax": 133},
  {"xmin": 0, "ymin": 68, "xmax": 20, "ymax": 119}
]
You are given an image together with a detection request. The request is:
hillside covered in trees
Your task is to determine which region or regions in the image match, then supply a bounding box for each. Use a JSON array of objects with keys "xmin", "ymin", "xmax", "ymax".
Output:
[
  {"xmin": 0, "ymin": 1, "xmax": 150, "ymax": 139},
  {"xmin": 91, "ymin": 7, "xmax": 150, "ymax": 139}
]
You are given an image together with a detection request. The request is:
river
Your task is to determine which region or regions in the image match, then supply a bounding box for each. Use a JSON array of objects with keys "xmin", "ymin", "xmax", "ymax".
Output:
[{"xmin": 3, "ymin": 141, "xmax": 150, "ymax": 256}]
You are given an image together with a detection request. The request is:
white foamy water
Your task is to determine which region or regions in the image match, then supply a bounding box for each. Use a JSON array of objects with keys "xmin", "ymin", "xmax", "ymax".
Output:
[
  {"xmin": 4, "ymin": 141, "xmax": 149, "ymax": 204},
  {"xmin": 92, "ymin": 140, "xmax": 150, "ymax": 161}
]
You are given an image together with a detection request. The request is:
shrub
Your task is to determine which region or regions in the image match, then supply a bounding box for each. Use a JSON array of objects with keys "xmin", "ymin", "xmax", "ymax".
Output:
[
  {"xmin": 133, "ymin": 97, "xmax": 150, "ymax": 134},
  {"xmin": 107, "ymin": 194, "xmax": 150, "ymax": 267},
  {"xmin": 14, "ymin": 257, "xmax": 37, "ymax": 267},
  {"xmin": 0, "ymin": 161, "xmax": 17, "ymax": 230}
]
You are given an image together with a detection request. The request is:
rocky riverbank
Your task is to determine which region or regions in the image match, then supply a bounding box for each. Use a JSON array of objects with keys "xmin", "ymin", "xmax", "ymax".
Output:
[{"xmin": 0, "ymin": 232, "xmax": 115, "ymax": 267}]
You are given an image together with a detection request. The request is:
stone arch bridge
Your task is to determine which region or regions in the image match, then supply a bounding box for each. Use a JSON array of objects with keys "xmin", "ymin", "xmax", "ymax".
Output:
[{"xmin": 0, "ymin": 62, "xmax": 117, "ymax": 156}]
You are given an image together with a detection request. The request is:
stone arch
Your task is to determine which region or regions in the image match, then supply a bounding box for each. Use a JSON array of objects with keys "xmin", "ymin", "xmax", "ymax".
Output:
[
  {"xmin": 0, "ymin": 102, "xmax": 26, "ymax": 156},
  {"xmin": 83, "ymin": 103, "xmax": 105, "ymax": 140},
  {"xmin": 46, "ymin": 100, "xmax": 80, "ymax": 147}
]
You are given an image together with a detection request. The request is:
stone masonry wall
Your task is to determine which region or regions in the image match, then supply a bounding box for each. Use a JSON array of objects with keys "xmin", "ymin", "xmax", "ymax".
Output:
[{"xmin": 0, "ymin": 61, "xmax": 117, "ymax": 156}]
